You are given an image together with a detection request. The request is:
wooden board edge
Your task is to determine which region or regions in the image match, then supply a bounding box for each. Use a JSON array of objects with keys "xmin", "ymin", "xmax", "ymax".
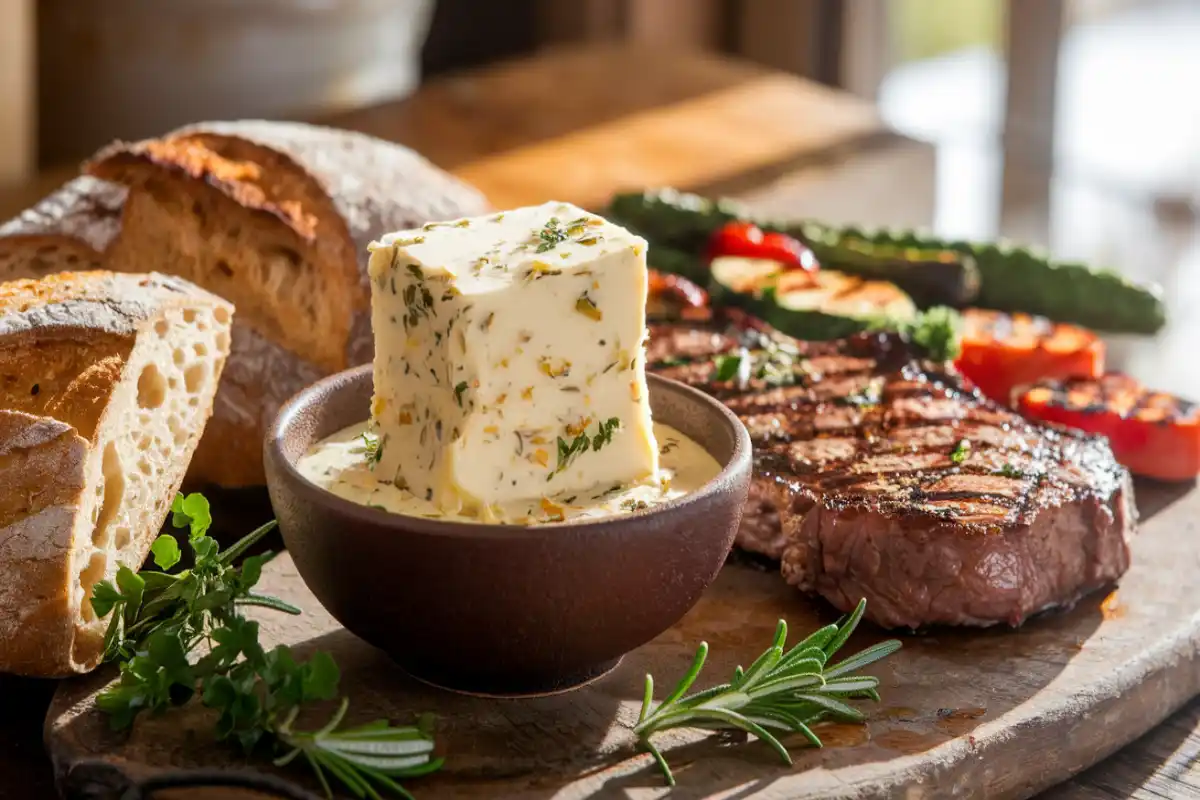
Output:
[{"xmin": 42, "ymin": 610, "xmax": 1200, "ymax": 799}]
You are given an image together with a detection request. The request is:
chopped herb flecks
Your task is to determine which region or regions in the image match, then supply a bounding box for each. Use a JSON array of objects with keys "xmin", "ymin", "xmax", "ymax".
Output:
[
  {"xmin": 950, "ymin": 439, "xmax": 972, "ymax": 465},
  {"xmin": 550, "ymin": 417, "xmax": 622, "ymax": 479},
  {"xmin": 844, "ymin": 378, "xmax": 884, "ymax": 408},
  {"xmin": 454, "ymin": 381, "xmax": 469, "ymax": 407},
  {"xmin": 359, "ymin": 431, "xmax": 383, "ymax": 467},
  {"xmin": 575, "ymin": 291, "xmax": 602, "ymax": 321},
  {"xmin": 714, "ymin": 353, "xmax": 743, "ymax": 382},
  {"xmin": 536, "ymin": 217, "xmax": 570, "ymax": 253},
  {"xmin": 592, "ymin": 417, "xmax": 620, "ymax": 451}
]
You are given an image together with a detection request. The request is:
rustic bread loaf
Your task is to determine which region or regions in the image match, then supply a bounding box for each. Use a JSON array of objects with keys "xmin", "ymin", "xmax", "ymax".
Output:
[
  {"xmin": 87, "ymin": 119, "xmax": 491, "ymax": 369},
  {"xmin": 0, "ymin": 271, "xmax": 233, "ymax": 676},
  {"xmin": 0, "ymin": 178, "xmax": 325, "ymax": 488},
  {"xmin": 84, "ymin": 120, "xmax": 491, "ymax": 485},
  {"xmin": 0, "ymin": 176, "xmax": 125, "ymax": 276}
]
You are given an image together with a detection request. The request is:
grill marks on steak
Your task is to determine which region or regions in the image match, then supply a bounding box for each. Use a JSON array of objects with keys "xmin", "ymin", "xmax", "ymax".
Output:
[{"xmin": 646, "ymin": 321, "xmax": 1136, "ymax": 629}]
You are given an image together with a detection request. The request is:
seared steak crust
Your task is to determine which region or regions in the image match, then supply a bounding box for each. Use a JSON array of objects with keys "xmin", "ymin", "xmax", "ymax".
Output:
[{"xmin": 646, "ymin": 320, "xmax": 1136, "ymax": 629}]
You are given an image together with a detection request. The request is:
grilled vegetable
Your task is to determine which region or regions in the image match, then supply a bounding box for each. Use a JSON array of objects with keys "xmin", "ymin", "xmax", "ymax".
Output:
[
  {"xmin": 707, "ymin": 221, "xmax": 819, "ymax": 274},
  {"xmin": 608, "ymin": 188, "xmax": 744, "ymax": 251},
  {"xmin": 606, "ymin": 189, "xmax": 1165, "ymax": 333},
  {"xmin": 802, "ymin": 221, "xmax": 1165, "ymax": 334},
  {"xmin": 647, "ymin": 269, "xmax": 710, "ymax": 322},
  {"xmin": 647, "ymin": 243, "xmax": 708, "ymax": 285},
  {"xmin": 1015, "ymin": 374, "xmax": 1200, "ymax": 481},
  {"xmin": 710, "ymin": 256, "xmax": 916, "ymax": 341},
  {"xmin": 955, "ymin": 309, "xmax": 1105, "ymax": 404},
  {"xmin": 798, "ymin": 228, "xmax": 979, "ymax": 308},
  {"xmin": 607, "ymin": 190, "xmax": 976, "ymax": 308}
]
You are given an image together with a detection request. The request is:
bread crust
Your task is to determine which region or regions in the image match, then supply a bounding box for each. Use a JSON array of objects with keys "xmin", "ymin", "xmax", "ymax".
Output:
[
  {"xmin": 0, "ymin": 180, "xmax": 296, "ymax": 488},
  {"xmin": 6, "ymin": 123, "xmax": 492, "ymax": 489},
  {"xmin": 191, "ymin": 324, "xmax": 325, "ymax": 488},
  {"xmin": 0, "ymin": 176, "xmax": 125, "ymax": 255},
  {"xmin": 0, "ymin": 410, "xmax": 88, "ymax": 676},
  {"xmin": 0, "ymin": 271, "xmax": 233, "ymax": 676},
  {"xmin": 86, "ymin": 120, "xmax": 491, "ymax": 366}
]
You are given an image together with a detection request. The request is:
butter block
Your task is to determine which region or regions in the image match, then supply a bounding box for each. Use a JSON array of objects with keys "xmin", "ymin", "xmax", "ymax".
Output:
[{"xmin": 366, "ymin": 201, "xmax": 659, "ymax": 518}]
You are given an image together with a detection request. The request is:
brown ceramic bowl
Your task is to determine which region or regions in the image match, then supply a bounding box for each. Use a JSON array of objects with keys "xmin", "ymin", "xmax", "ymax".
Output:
[{"xmin": 264, "ymin": 365, "xmax": 751, "ymax": 695}]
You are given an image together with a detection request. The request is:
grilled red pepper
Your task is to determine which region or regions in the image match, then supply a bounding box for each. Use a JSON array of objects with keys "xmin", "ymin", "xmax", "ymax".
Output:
[
  {"xmin": 955, "ymin": 309, "xmax": 1104, "ymax": 405},
  {"xmin": 707, "ymin": 221, "xmax": 819, "ymax": 274},
  {"xmin": 647, "ymin": 269, "xmax": 711, "ymax": 321},
  {"xmin": 1016, "ymin": 373, "xmax": 1200, "ymax": 481}
]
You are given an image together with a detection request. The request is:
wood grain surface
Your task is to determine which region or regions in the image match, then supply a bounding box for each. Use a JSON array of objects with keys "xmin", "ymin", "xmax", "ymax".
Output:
[{"xmin": 46, "ymin": 477, "xmax": 1200, "ymax": 799}]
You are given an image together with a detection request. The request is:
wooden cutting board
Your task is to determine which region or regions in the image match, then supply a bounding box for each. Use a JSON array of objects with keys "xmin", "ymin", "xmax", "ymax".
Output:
[{"xmin": 45, "ymin": 479, "xmax": 1200, "ymax": 799}]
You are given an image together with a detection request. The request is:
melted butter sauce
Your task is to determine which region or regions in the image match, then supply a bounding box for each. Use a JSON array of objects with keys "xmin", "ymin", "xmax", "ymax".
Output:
[{"xmin": 297, "ymin": 421, "xmax": 721, "ymax": 525}]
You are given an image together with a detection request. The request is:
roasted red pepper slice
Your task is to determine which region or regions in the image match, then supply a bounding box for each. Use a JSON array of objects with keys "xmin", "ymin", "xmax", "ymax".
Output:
[
  {"xmin": 707, "ymin": 221, "xmax": 819, "ymax": 274},
  {"xmin": 954, "ymin": 309, "xmax": 1104, "ymax": 405},
  {"xmin": 1016, "ymin": 373, "xmax": 1200, "ymax": 481},
  {"xmin": 647, "ymin": 269, "xmax": 711, "ymax": 321}
]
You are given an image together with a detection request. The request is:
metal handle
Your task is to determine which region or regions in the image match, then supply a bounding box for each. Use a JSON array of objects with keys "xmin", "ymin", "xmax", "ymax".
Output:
[{"xmin": 65, "ymin": 759, "xmax": 324, "ymax": 800}]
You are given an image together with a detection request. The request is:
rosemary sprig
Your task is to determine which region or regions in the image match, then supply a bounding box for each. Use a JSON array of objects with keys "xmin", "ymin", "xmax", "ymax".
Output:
[{"xmin": 631, "ymin": 599, "xmax": 901, "ymax": 786}]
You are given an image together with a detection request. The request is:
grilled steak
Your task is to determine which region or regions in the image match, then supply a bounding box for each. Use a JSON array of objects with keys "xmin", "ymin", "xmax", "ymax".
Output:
[{"xmin": 647, "ymin": 319, "xmax": 1136, "ymax": 629}]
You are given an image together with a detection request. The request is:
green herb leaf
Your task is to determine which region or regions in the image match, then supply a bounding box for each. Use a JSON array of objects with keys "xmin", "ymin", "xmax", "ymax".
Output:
[
  {"xmin": 302, "ymin": 651, "xmax": 340, "ymax": 701},
  {"xmin": 552, "ymin": 432, "xmax": 590, "ymax": 478},
  {"xmin": 150, "ymin": 534, "xmax": 182, "ymax": 570},
  {"xmin": 950, "ymin": 439, "xmax": 972, "ymax": 464},
  {"xmin": 93, "ymin": 495, "xmax": 439, "ymax": 799},
  {"xmin": 454, "ymin": 381, "xmax": 469, "ymax": 407},
  {"xmin": 714, "ymin": 353, "xmax": 743, "ymax": 382},
  {"xmin": 592, "ymin": 417, "xmax": 621, "ymax": 451},
  {"xmin": 360, "ymin": 431, "xmax": 383, "ymax": 465},
  {"xmin": 891, "ymin": 306, "xmax": 962, "ymax": 362},
  {"xmin": 90, "ymin": 581, "xmax": 125, "ymax": 619},
  {"xmin": 536, "ymin": 217, "xmax": 569, "ymax": 253},
  {"xmin": 171, "ymin": 492, "xmax": 212, "ymax": 540},
  {"xmin": 630, "ymin": 598, "xmax": 900, "ymax": 786}
]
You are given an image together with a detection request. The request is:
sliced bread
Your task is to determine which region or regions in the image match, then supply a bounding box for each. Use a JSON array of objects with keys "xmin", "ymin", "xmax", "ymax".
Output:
[
  {"xmin": 0, "ymin": 178, "xmax": 306, "ymax": 488},
  {"xmin": 0, "ymin": 271, "xmax": 234, "ymax": 676}
]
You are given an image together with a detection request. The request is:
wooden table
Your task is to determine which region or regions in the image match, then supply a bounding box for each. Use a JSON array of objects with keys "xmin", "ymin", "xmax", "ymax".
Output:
[{"xmin": 2, "ymin": 44, "xmax": 1198, "ymax": 799}]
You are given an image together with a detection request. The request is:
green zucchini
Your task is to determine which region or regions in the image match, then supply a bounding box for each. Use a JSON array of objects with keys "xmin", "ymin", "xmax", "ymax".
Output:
[
  {"xmin": 607, "ymin": 189, "xmax": 1165, "ymax": 334},
  {"xmin": 710, "ymin": 256, "xmax": 916, "ymax": 340},
  {"xmin": 802, "ymin": 221, "xmax": 1165, "ymax": 334},
  {"xmin": 645, "ymin": 243, "xmax": 708, "ymax": 285},
  {"xmin": 608, "ymin": 190, "xmax": 978, "ymax": 310},
  {"xmin": 608, "ymin": 188, "xmax": 745, "ymax": 251},
  {"xmin": 795, "ymin": 227, "xmax": 980, "ymax": 308}
]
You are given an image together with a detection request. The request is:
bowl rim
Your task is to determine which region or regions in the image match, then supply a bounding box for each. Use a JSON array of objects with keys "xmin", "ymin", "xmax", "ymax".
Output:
[{"xmin": 266, "ymin": 364, "xmax": 752, "ymax": 541}]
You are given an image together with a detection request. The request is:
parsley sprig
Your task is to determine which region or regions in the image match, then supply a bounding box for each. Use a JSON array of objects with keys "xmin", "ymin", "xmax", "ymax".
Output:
[
  {"xmin": 631, "ymin": 599, "xmax": 900, "ymax": 786},
  {"xmin": 91, "ymin": 494, "xmax": 440, "ymax": 799}
]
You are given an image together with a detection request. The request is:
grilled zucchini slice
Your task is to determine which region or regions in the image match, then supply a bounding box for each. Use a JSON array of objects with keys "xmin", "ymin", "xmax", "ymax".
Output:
[{"xmin": 710, "ymin": 256, "xmax": 917, "ymax": 340}]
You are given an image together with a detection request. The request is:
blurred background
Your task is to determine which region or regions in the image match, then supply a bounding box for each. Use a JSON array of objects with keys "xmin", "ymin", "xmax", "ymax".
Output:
[{"xmin": 1, "ymin": 0, "xmax": 1197, "ymax": 382}]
